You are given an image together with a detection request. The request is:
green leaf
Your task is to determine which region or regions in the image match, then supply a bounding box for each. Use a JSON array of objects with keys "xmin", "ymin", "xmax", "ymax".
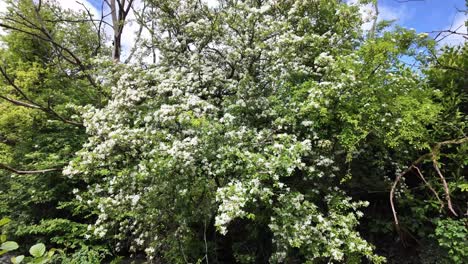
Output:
[
  {"xmin": 458, "ymin": 183, "xmax": 468, "ymax": 192},
  {"xmin": 1, "ymin": 241, "xmax": 19, "ymax": 251},
  {"xmin": 47, "ymin": 248, "xmax": 56, "ymax": 258},
  {"xmin": 0, "ymin": 218, "xmax": 11, "ymax": 227},
  {"xmin": 29, "ymin": 243, "xmax": 46, "ymax": 258},
  {"xmin": 32, "ymin": 257, "xmax": 49, "ymax": 264},
  {"xmin": 0, "ymin": 234, "xmax": 6, "ymax": 243},
  {"xmin": 11, "ymin": 255, "xmax": 25, "ymax": 264}
]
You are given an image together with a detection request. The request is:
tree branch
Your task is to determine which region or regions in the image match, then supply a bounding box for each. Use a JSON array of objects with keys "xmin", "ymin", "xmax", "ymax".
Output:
[
  {"xmin": 432, "ymin": 158, "xmax": 458, "ymax": 216},
  {"xmin": 0, "ymin": 5, "xmax": 100, "ymax": 90},
  {"xmin": 390, "ymin": 137, "xmax": 467, "ymax": 235},
  {"xmin": 0, "ymin": 65, "xmax": 83, "ymax": 127},
  {"xmin": 0, "ymin": 94, "xmax": 41, "ymax": 109},
  {"xmin": 389, "ymin": 155, "xmax": 429, "ymax": 236},
  {"xmin": 0, "ymin": 163, "xmax": 61, "ymax": 175},
  {"xmin": 412, "ymin": 165, "xmax": 443, "ymax": 210}
]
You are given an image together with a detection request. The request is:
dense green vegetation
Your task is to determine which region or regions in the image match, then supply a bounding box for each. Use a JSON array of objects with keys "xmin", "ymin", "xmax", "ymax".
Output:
[{"xmin": 0, "ymin": 0, "xmax": 466, "ymax": 263}]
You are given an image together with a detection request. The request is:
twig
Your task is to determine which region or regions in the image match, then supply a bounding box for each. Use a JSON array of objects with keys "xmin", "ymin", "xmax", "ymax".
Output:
[
  {"xmin": 431, "ymin": 138, "xmax": 466, "ymax": 216},
  {"xmin": 389, "ymin": 152, "xmax": 432, "ymax": 234}
]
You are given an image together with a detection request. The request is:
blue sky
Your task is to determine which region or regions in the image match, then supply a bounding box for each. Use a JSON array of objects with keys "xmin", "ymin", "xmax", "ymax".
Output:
[
  {"xmin": 1, "ymin": 0, "xmax": 465, "ymax": 47},
  {"xmin": 378, "ymin": 0, "xmax": 465, "ymax": 31},
  {"xmin": 87, "ymin": 0, "xmax": 103, "ymax": 9},
  {"xmin": 364, "ymin": 0, "xmax": 467, "ymax": 45},
  {"xmin": 83, "ymin": 0, "xmax": 467, "ymax": 45}
]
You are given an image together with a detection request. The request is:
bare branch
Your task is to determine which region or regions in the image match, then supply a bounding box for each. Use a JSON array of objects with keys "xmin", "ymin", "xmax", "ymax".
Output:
[{"xmin": 0, "ymin": 3, "xmax": 100, "ymax": 89}]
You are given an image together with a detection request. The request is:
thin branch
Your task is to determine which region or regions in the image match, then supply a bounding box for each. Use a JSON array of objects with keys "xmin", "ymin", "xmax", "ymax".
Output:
[
  {"xmin": 0, "ymin": 6, "xmax": 99, "ymax": 89},
  {"xmin": 436, "ymin": 137, "xmax": 468, "ymax": 148},
  {"xmin": 431, "ymin": 29, "xmax": 468, "ymax": 39},
  {"xmin": 32, "ymin": 5, "xmax": 99, "ymax": 88},
  {"xmin": 432, "ymin": 158, "xmax": 458, "ymax": 216},
  {"xmin": 42, "ymin": 18, "xmax": 112, "ymax": 27},
  {"xmin": 0, "ymin": 66, "xmax": 35, "ymax": 103},
  {"xmin": 124, "ymin": 3, "xmax": 147, "ymax": 63},
  {"xmin": 77, "ymin": 1, "xmax": 105, "ymax": 57},
  {"xmin": 390, "ymin": 153, "xmax": 432, "ymax": 233},
  {"xmin": 433, "ymin": 24, "xmax": 467, "ymax": 43},
  {"xmin": 390, "ymin": 163, "xmax": 416, "ymax": 235},
  {"xmin": 427, "ymin": 48, "xmax": 468, "ymax": 75},
  {"xmin": 0, "ymin": 94, "xmax": 41, "ymax": 109},
  {"xmin": 0, "ymin": 65, "xmax": 83, "ymax": 127},
  {"xmin": 204, "ymin": 219, "xmax": 209, "ymax": 264},
  {"xmin": 412, "ymin": 165, "xmax": 443, "ymax": 210},
  {"xmin": 0, "ymin": 163, "xmax": 61, "ymax": 175}
]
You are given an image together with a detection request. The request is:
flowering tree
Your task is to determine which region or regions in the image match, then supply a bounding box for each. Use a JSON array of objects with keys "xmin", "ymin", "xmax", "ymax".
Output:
[
  {"xmin": 0, "ymin": 0, "xmax": 460, "ymax": 263},
  {"xmin": 60, "ymin": 0, "xmax": 459, "ymax": 263}
]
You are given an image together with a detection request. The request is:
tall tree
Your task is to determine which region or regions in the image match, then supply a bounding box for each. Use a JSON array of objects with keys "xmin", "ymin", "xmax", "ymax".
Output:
[{"xmin": 0, "ymin": 0, "xmax": 109, "ymax": 255}]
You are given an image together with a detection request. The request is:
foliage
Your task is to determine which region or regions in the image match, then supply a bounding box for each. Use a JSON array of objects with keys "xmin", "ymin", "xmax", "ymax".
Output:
[
  {"xmin": 433, "ymin": 218, "xmax": 468, "ymax": 263},
  {"xmin": 0, "ymin": 0, "xmax": 110, "ymax": 261},
  {"xmin": 0, "ymin": 0, "xmax": 466, "ymax": 263},
  {"xmin": 54, "ymin": 246, "xmax": 108, "ymax": 264},
  {"xmin": 1, "ymin": 218, "xmax": 56, "ymax": 264},
  {"xmin": 0, "ymin": 218, "xmax": 18, "ymax": 256},
  {"xmin": 10, "ymin": 242, "xmax": 56, "ymax": 264}
]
